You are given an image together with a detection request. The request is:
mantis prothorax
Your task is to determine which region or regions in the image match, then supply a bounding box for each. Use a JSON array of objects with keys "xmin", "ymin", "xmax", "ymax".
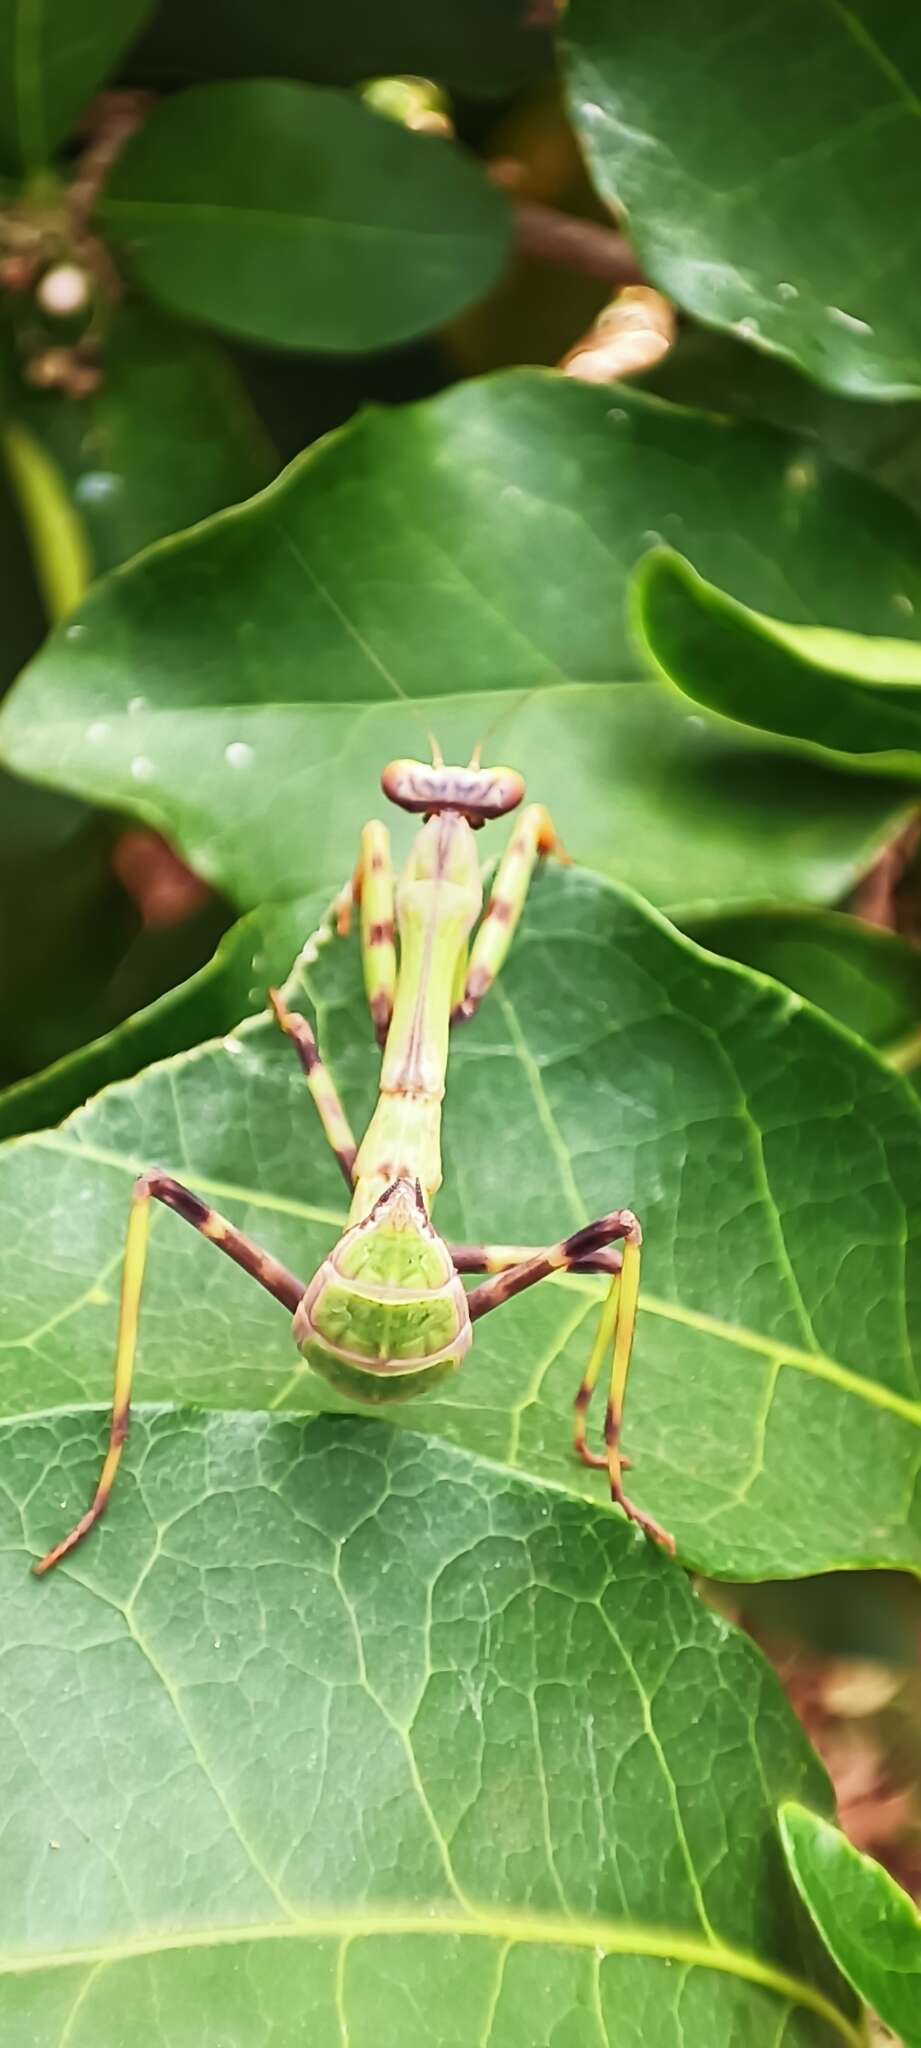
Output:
[{"xmin": 34, "ymin": 755, "xmax": 674, "ymax": 1576}]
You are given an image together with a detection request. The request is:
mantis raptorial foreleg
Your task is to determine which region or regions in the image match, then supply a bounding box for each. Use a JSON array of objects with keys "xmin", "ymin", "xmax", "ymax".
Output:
[
  {"xmin": 33, "ymin": 1172, "xmax": 307, "ymax": 1577},
  {"xmin": 269, "ymin": 990, "xmax": 357, "ymax": 1191},
  {"xmin": 453, "ymin": 803, "xmax": 566, "ymax": 1023},
  {"xmin": 465, "ymin": 1210, "xmax": 673, "ymax": 1553},
  {"xmin": 337, "ymin": 820, "xmax": 397, "ymax": 1046}
]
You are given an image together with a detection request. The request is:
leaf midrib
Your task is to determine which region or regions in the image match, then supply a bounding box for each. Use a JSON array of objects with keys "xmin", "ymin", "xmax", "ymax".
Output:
[
  {"xmin": 0, "ymin": 1908, "xmax": 861, "ymax": 2043},
  {"xmin": 27, "ymin": 1131, "xmax": 921, "ymax": 1430},
  {"xmin": 102, "ymin": 197, "xmax": 489, "ymax": 248}
]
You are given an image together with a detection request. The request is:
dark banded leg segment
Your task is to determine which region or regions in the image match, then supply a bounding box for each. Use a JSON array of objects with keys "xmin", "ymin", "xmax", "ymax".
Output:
[
  {"xmin": 451, "ymin": 1241, "xmax": 622, "ymax": 1277},
  {"xmin": 452, "ymin": 804, "xmax": 567, "ymax": 1025},
  {"xmin": 269, "ymin": 990, "xmax": 357, "ymax": 1191},
  {"xmin": 33, "ymin": 1172, "xmax": 307, "ymax": 1577},
  {"xmin": 465, "ymin": 1210, "xmax": 673, "ymax": 1553}
]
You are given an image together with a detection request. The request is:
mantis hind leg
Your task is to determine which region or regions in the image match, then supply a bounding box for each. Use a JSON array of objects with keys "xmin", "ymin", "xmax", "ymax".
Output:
[
  {"xmin": 452, "ymin": 804, "xmax": 566, "ymax": 1025},
  {"xmin": 464, "ymin": 1211, "xmax": 673, "ymax": 1554},
  {"xmin": 33, "ymin": 1172, "xmax": 307, "ymax": 1577}
]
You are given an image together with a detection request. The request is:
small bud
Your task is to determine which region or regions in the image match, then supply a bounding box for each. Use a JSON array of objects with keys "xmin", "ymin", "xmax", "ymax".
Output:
[
  {"xmin": 23, "ymin": 346, "xmax": 72, "ymax": 389},
  {"xmin": 561, "ymin": 287, "xmax": 676, "ymax": 385},
  {"xmin": 23, "ymin": 346, "xmax": 102, "ymax": 397},
  {"xmin": 36, "ymin": 262, "xmax": 91, "ymax": 320},
  {"xmin": 360, "ymin": 75, "xmax": 453, "ymax": 139}
]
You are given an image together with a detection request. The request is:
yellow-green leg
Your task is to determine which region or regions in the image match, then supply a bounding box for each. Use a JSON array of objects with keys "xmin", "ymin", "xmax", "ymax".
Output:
[
  {"xmin": 453, "ymin": 804, "xmax": 567, "ymax": 1024},
  {"xmin": 33, "ymin": 1171, "xmax": 307, "ymax": 1577},
  {"xmin": 464, "ymin": 1209, "xmax": 673, "ymax": 1553},
  {"xmin": 336, "ymin": 820, "xmax": 397, "ymax": 1046}
]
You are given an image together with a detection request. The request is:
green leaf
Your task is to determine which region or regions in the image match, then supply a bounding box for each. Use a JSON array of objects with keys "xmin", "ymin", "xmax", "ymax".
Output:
[
  {"xmin": 131, "ymin": 0, "xmax": 551, "ymax": 98},
  {"xmin": 1, "ymin": 373, "xmax": 919, "ymax": 919},
  {"xmin": 0, "ymin": 1416, "xmax": 859, "ymax": 2046},
  {"xmin": 562, "ymin": 0, "xmax": 921, "ymax": 400},
  {"xmin": 636, "ymin": 548, "xmax": 921, "ymax": 772},
  {"xmin": 6, "ymin": 306, "xmax": 275, "ymax": 579},
  {"xmin": 0, "ymin": 0, "xmax": 152, "ymax": 172},
  {"xmin": 99, "ymin": 81, "xmax": 512, "ymax": 353},
  {"xmin": 689, "ymin": 909, "xmax": 921, "ymax": 1091},
  {"xmin": 4, "ymin": 863, "xmax": 921, "ymax": 1581},
  {"xmin": 779, "ymin": 1803, "xmax": 921, "ymax": 2046},
  {"xmin": 643, "ymin": 328, "xmax": 921, "ymax": 523},
  {"xmin": 0, "ymin": 894, "xmax": 317, "ymax": 1142}
]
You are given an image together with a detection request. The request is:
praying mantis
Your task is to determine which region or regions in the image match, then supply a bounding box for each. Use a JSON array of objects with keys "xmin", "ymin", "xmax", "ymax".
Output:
[{"xmin": 34, "ymin": 752, "xmax": 674, "ymax": 1576}]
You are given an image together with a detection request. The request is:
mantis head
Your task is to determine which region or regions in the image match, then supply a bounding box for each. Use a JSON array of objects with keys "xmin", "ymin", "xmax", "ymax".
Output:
[{"xmin": 381, "ymin": 757, "xmax": 525, "ymax": 827}]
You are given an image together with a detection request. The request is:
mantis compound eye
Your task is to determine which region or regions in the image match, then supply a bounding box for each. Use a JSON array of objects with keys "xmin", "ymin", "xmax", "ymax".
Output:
[{"xmin": 381, "ymin": 758, "xmax": 526, "ymax": 821}]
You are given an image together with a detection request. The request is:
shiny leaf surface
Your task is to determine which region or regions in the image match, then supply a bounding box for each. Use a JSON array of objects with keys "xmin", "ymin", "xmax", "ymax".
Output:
[
  {"xmin": 1, "ymin": 374, "xmax": 919, "ymax": 919},
  {"xmin": 563, "ymin": 0, "xmax": 921, "ymax": 398}
]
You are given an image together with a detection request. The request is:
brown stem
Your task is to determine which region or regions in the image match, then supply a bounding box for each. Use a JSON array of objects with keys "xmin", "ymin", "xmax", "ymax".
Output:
[
  {"xmin": 69, "ymin": 91, "xmax": 154, "ymax": 233},
  {"xmin": 505, "ymin": 194, "xmax": 644, "ymax": 288},
  {"xmin": 851, "ymin": 817, "xmax": 921, "ymax": 934}
]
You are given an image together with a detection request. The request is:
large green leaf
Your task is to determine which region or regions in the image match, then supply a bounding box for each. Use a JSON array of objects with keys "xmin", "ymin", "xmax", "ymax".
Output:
[
  {"xmin": 689, "ymin": 909, "xmax": 921, "ymax": 1091},
  {"xmin": 1, "ymin": 374, "xmax": 919, "ymax": 919},
  {"xmin": 562, "ymin": 0, "xmax": 921, "ymax": 399},
  {"xmin": 0, "ymin": 1416, "xmax": 859, "ymax": 2045},
  {"xmin": 6, "ymin": 306, "xmax": 275, "ymax": 578},
  {"xmin": 100, "ymin": 81, "xmax": 512, "ymax": 353},
  {"xmin": 3, "ymin": 863, "xmax": 920, "ymax": 1581},
  {"xmin": 780, "ymin": 1803, "xmax": 921, "ymax": 2046},
  {"xmin": 0, "ymin": 894, "xmax": 315, "ymax": 1142},
  {"xmin": 131, "ymin": 0, "xmax": 551, "ymax": 98},
  {"xmin": 0, "ymin": 0, "xmax": 152, "ymax": 172},
  {"xmin": 637, "ymin": 550, "xmax": 921, "ymax": 771}
]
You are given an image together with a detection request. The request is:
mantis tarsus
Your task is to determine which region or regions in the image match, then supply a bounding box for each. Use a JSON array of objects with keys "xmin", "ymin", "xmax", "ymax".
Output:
[{"xmin": 34, "ymin": 754, "xmax": 674, "ymax": 1576}]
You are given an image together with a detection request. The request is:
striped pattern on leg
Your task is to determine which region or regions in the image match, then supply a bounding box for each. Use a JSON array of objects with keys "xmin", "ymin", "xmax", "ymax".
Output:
[
  {"xmin": 33, "ymin": 1171, "xmax": 307, "ymax": 1576},
  {"xmin": 269, "ymin": 990, "xmax": 357, "ymax": 1190},
  {"xmin": 465, "ymin": 1207, "xmax": 673, "ymax": 1554},
  {"xmin": 453, "ymin": 804, "xmax": 566, "ymax": 1023},
  {"xmin": 358, "ymin": 820, "xmax": 396, "ymax": 1046}
]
